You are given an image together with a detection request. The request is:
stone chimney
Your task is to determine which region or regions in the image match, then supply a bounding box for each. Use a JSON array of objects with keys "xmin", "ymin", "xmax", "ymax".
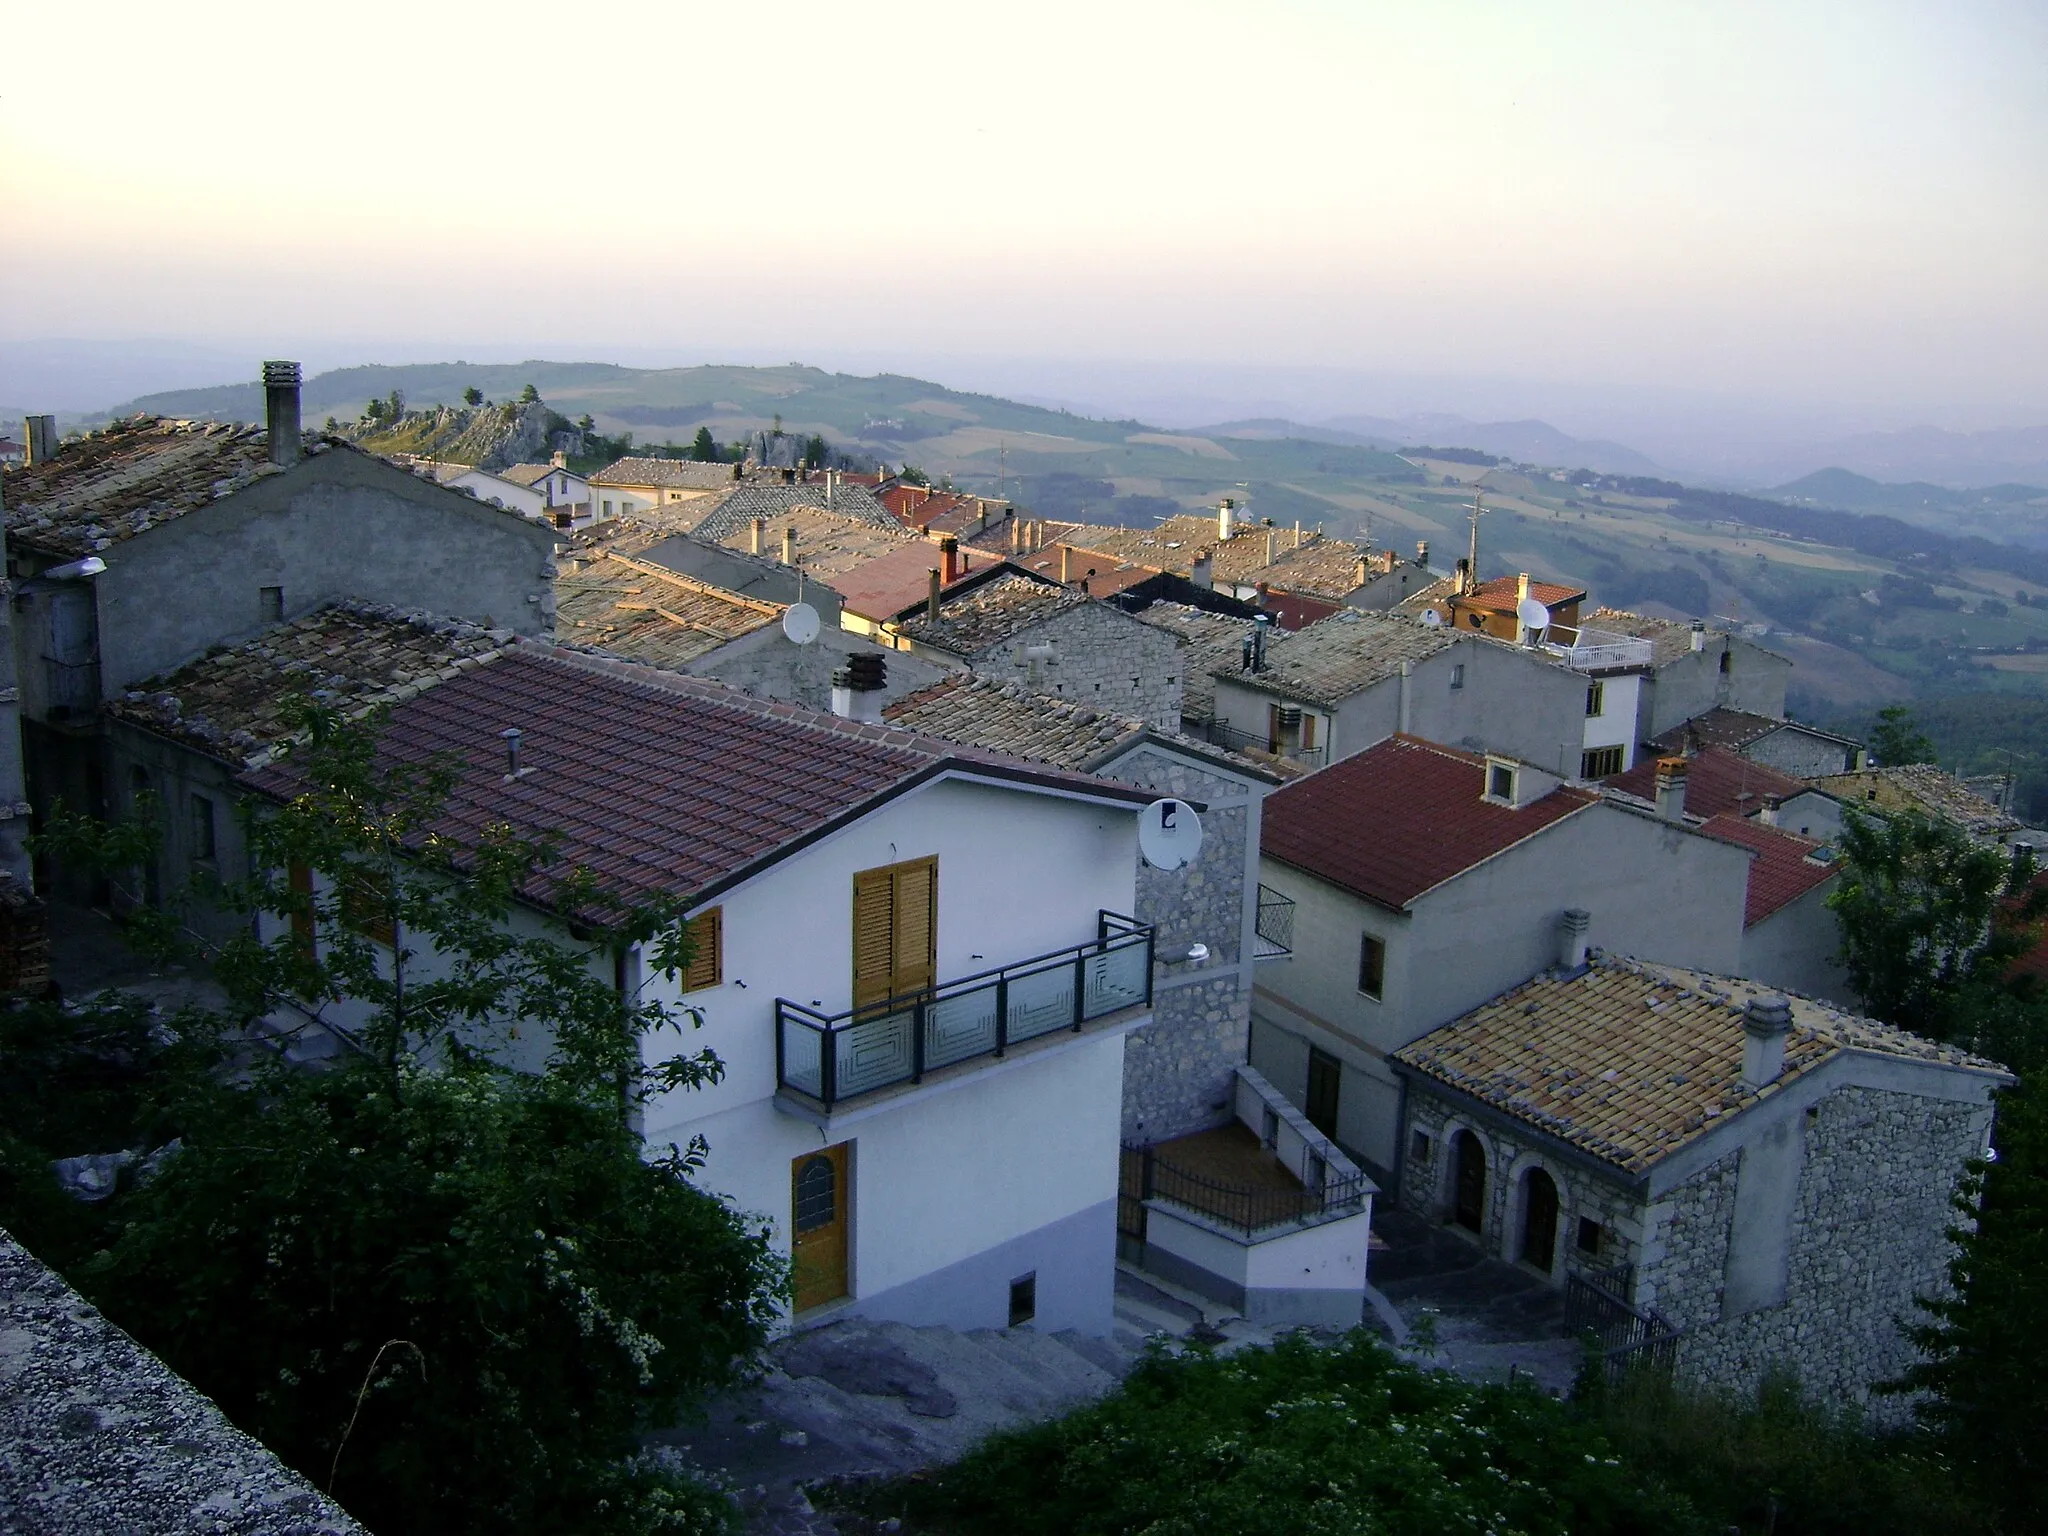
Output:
[
  {"xmin": 23, "ymin": 415, "xmax": 58, "ymax": 465},
  {"xmin": 749, "ymin": 516, "xmax": 767, "ymax": 556},
  {"xmin": 1557, "ymin": 908, "xmax": 1591, "ymax": 972},
  {"xmin": 1353, "ymin": 557, "xmax": 1369, "ymax": 588},
  {"xmin": 1654, "ymin": 756, "xmax": 1689, "ymax": 821},
  {"xmin": 1218, "ymin": 498, "xmax": 1236, "ymax": 541},
  {"xmin": 939, "ymin": 533, "xmax": 961, "ymax": 584},
  {"xmin": 262, "ymin": 361, "xmax": 302, "ymax": 466},
  {"xmin": 1741, "ymin": 994, "xmax": 1792, "ymax": 1088},
  {"xmin": 926, "ymin": 567, "xmax": 942, "ymax": 622},
  {"xmin": 1009, "ymin": 518, "xmax": 1023, "ymax": 554},
  {"xmin": 1190, "ymin": 552, "xmax": 1213, "ymax": 591},
  {"xmin": 830, "ymin": 652, "xmax": 888, "ymax": 723},
  {"xmin": 781, "ymin": 527, "xmax": 798, "ymax": 566},
  {"xmin": 1759, "ymin": 793, "xmax": 1782, "ymax": 828}
]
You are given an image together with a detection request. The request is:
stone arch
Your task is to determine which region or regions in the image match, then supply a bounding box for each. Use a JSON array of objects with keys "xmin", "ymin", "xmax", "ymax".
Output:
[
  {"xmin": 1503, "ymin": 1149, "xmax": 1575, "ymax": 1283},
  {"xmin": 1435, "ymin": 1118, "xmax": 1497, "ymax": 1244}
]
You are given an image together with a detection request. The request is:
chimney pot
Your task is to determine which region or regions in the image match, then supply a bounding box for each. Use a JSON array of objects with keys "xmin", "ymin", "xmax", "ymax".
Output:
[
  {"xmin": 1353, "ymin": 557, "xmax": 1369, "ymax": 587},
  {"xmin": 500, "ymin": 726, "xmax": 525, "ymax": 779},
  {"xmin": 939, "ymin": 532, "xmax": 960, "ymax": 583},
  {"xmin": 749, "ymin": 516, "xmax": 767, "ymax": 556},
  {"xmin": 262, "ymin": 360, "xmax": 302, "ymax": 467},
  {"xmin": 1266, "ymin": 527, "xmax": 1279, "ymax": 564},
  {"xmin": 1759, "ymin": 793, "xmax": 1782, "ymax": 827},
  {"xmin": 830, "ymin": 652, "xmax": 888, "ymax": 721},
  {"xmin": 1517, "ymin": 571, "xmax": 1531, "ymax": 601},
  {"xmin": 1690, "ymin": 619, "xmax": 1706, "ymax": 652},
  {"xmin": 780, "ymin": 526, "xmax": 798, "ymax": 566},
  {"xmin": 1741, "ymin": 995, "xmax": 1792, "ymax": 1088},
  {"xmin": 1218, "ymin": 498, "xmax": 1236, "ymax": 541},
  {"xmin": 1654, "ymin": 755, "xmax": 1689, "ymax": 821},
  {"xmin": 1558, "ymin": 908, "xmax": 1591, "ymax": 972}
]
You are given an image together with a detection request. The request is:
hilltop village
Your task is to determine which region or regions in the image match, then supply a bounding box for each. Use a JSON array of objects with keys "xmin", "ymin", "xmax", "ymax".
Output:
[{"xmin": 0, "ymin": 367, "xmax": 2032, "ymax": 1527}]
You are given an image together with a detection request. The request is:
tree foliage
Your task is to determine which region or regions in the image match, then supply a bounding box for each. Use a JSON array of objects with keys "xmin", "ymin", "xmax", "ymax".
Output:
[
  {"xmin": 690, "ymin": 427, "xmax": 719, "ymax": 462},
  {"xmin": 1869, "ymin": 704, "xmax": 1935, "ymax": 767},
  {"xmin": 12, "ymin": 699, "xmax": 783, "ymax": 1534},
  {"xmin": 463, "ymin": 386, "xmax": 484, "ymax": 407}
]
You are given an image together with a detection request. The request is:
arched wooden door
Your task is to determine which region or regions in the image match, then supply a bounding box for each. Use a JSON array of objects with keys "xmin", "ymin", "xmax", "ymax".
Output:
[
  {"xmin": 1452, "ymin": 1130, "xmax": 1487, "ymax": 1233},
  {"xmin": 791, "ymin": 1142, "xmax": 851, "ymax": 1312},
  {"xmin": 1520, "ymin": 1167, "xmax": 1559, "ymax": 1272}
]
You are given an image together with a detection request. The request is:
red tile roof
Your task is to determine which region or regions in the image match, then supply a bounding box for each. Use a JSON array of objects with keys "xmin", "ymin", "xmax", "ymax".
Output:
[
  {"xmin": 1460, "ymin": 576, "xmax": 1586, "ymax": 614},
  {"xmin": 831, "ymin": 543, "xmax": 1011, "ymax": 621},
  {"xmin": 1262, "ymin": 735, "xmax": 1597, "ymax": 910},
  {"xmin": 1698, "ymin": 813, "xmax": 1839, "ymax": 926},
  {"xmin": 241, "ymin": 646, "xmax": 1151, "ymax": 914},
  {"xmin": 1605, "ymin": 746, "xmax": 1806, "ymax": 820}
]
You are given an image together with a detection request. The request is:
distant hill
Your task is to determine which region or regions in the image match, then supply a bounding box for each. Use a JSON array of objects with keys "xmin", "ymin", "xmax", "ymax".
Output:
[
  {"xmin": 1186, "ymin": 418, "xmax": 1403, "ymax": 450},
  {"xmin": 1317, "ymin": 413, "xmax": 1664, "ymax": 476},
  {"xmin": 1771, "ymin": 466, "xmax": 2047, "ymax": 515},
  {"xmin": 1746, "ymin": 424, "xmax": 2048, "ymax": 488}
]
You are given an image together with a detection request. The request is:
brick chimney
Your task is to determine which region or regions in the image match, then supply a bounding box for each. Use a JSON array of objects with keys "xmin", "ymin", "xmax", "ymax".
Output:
[
  {"xmin": 1741, "ymin": 994, "xmax": 1791, "ymax": 1088},
  {"xmin": 939, "ymin": 533, "xmax": 961, "ymax": 583},
  {"xmin": 1654, "ymin": 756, "xmax": 1689, "ymax": 821},
  {"xmin": 1557, "ymin": 908, "xmax": 1591, "ymax": 972},
  {"xmin": 263, "ymin": 360, "xmax": 302, "ymax": 466},
  {"xmin": 830, "ymin": 652, "xmax": 888, "ymax": 723}
]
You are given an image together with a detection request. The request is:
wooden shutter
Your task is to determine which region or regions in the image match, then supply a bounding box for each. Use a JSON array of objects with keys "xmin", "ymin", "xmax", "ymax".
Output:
[
  {"xmin": 891, "ymin": 859, "xmax": 936, "ymax": 998},
  {"xmin": 682, "ymin": 907, "xmax": 722, "ymax": 992},
  {"xmin": 1267, "ymin": 702, "xmax": 1282, "ymax": 753},
  {"xmin": 852, "ymin": 857, "xmax": 938, "ymax": 1009},
  {"xmin": 853, "ymin": 868, "xmax": 896, "ymax": 1009}
]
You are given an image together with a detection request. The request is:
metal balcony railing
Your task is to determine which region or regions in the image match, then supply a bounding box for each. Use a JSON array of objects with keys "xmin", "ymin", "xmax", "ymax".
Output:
[
  {"xmin": 1200, "ymin": 720, "xmax": 1327, "ymax": 769},
  {"xmin": 1254, "ymin": 883, "xmax": 1295, "ymax": 959},
  {"xmin": 43, "ymin": 656, "xmax": 101, "ymax": 720},
  {"xmin": 1120, "ymin": 1140, "xmax": 1371, "ymax": 1239},
  {"xmin": 1541, "ymin": 624, "xmax": 1654, "ymax": 672},
  {"xmin": 776, "ymin": 911, "xmax": 1153, "ymax": 1108}
]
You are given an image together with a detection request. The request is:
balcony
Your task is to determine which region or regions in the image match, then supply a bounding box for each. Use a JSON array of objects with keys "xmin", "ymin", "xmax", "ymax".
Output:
[
  {"xmin": 776, "ymin": 911, "xmax": 1153, "ymax": 1109},
  {"xmin": 1199, "ymin": 720, "xmax": 1327, "ymax": 771},
  {"xmin": 1540, "ymin": 624, "xmax": 1654, "ymax": 673},
  {"xmin": 43, "ymin": 656, "xmax": 101, "ymax": 723}
]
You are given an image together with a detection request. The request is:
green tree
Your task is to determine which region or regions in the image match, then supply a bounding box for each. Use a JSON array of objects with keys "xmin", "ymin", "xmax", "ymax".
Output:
[
  {"xmin": 518, "ymin": 382, "xmax": 541, "ymax": 405},
  {"xmin": 386, "ymin": 389, "xmax": 405, "ymax": 421},
  {"xmin": 1826, "ymin": 809, "xmax": 2028, "ymax": 1036},
  {"xmin": 463, "ymin": 386, "xmax": 484, "ymax": 407},
  {"xmin": 691, "ymin": 427, "xmax": 719, "ymax": 462},
  {"xmin": 897, "ymin": 464, "xmax": 929, "ymax": 487},
  {"xmin": 18, "ymin": 699, "xmax": 782, "ymax": 1534},
  {"xmin": 800, "ymin": 434, "xmax": 829, "ymax": 471},
  {"xmin": 1870, "ymin": 704, "xmax": 1935, "ymax": 766}
]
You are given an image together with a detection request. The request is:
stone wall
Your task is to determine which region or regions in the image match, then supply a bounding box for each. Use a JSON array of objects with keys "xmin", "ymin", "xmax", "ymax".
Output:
[
  {"xmin": 1645, "ymin": 1084, "xmax": 1985, "ymax": 1420},
  {"xmin": 982, "ymin": 603, "xmax": 1183, "ymax": 731}
]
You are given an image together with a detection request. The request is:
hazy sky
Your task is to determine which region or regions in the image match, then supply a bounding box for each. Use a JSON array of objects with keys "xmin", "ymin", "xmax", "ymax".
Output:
[{"xmin": 5, "ymin": 0, "xmax": 2045, "ymax": 427}]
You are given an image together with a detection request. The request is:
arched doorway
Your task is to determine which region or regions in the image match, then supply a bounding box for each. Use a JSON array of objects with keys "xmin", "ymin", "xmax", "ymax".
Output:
[
  {"xmin": 1520, "ymin": 1167, "xmax": 1559, "ymax": 1272},
  {"xmin": 1452, "ymin": 1130, "xmax": 1487, "ymax": 1233}
]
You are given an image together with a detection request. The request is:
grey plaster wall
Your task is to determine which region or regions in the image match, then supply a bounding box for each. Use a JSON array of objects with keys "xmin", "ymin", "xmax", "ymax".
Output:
[
  {"xmin": 1747, "ymin": 728, "xmax": 1859, "ymax": 779},
  {"xmin": 102, "ymin": 721, "xmax": 251, "ymax": 944},
  {"xmin": 1740, "ymin": 882, "xmax": 1851, "ymax": 1006},
  {"xmin": 1637, "ymin": 636, "xmax": 1792, "ymax": 742},
  {"xmin": 852, "ymin": 1198, "xmax": 1117, "ymax": 1336},
  {"xmin": 975, "ymin": 603, "xmax": 1183, "ymax": 731},
  {"xmin": 90, "ymin": 449, "xmax": 557, "ymax": 692}
]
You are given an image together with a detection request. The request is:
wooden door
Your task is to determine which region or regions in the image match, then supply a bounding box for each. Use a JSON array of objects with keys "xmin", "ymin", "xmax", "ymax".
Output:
[
  {"xmin": 1266, "ymin": 702, "xmax": 1283, "ymax": 754},
  {"xmin": 1305, "ymin": 1047, "xmax": 1341, "ymax": 1140},
  {"xmin": 1453, "ymin": 1131, "xmax": 1487, "ymax": 1233},
  {"xmin": 852, "ymin": 857, "xmax": 937, "ymax": 1012},
  {"xmin": 791, "ymin": 1142, "xmax": 851, "ymax": 1311},
  {"xmin": 1520, "ymin": 1167, "xmax": 1559, "ymax": 1271}
]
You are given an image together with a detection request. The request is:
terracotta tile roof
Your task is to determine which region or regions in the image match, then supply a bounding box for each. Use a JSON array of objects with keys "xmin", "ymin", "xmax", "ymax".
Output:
[
  {"xmin": 1222, "ymin": 608, "xmax": 1452, "ymax": 707},
  {"xmin": 1, "ymin": 416, "xmax": 315, "ymax": 559},
  {"xmin": 553, "ymin": 552, "xmax": 779, "ymax": 669},
  {"xmin": 105, "ymin": 602, "xmax": 515, "ymax": 765},
  {"xmin": 1695, "ymin": 813, "xmax": 1839, "ymax": 926},
  {"xmin": 240, "ymin": 647, "xmax": 1154, "ymax": 912},
  {"xmin": 587, "ymin": 457, "xmax": 737, "ymax": 491},
  {"xmin": 1050, "ymin": 515, "xmax": 1373, "ymax": 598},
  {"xmin": 900, "ymin": 571, "xmax": 1085, "ymax": 655},
  {"xmin": 1392, "ymin": 955, "xmax": 2005, "ymax": 1175},
  {"xmin": 1263, "ymin": 735, "xmax": 1597, "ymax": 910},
  {"xmin": 1460, "ymin": 575, "xmax": 1587, "ymax": 614},
  {"xmin": 882, "ymin": 672, "xmax": 1272, "ymax": 779},
  {"xmin": 1133, "ymin": 602, "xmax": 1262, "ymax": 724},
  {"xmin": 1605, "ymin": 746, "xmax": 1807, "ymax": 820},
  {"xmin": 1812, "ymin": 764, "xmax": 2023, "ymax": 838},
  {"xmin": 830, "ymin": 543, "xmax": 1007, "ymax": 622},
  {"xmin": 1012, "ymin": 547, "xmax": 1161, "ymax": 599}
]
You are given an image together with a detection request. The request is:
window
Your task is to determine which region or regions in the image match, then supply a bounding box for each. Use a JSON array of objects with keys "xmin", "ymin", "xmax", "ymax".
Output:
[
  {"xmin": 1488, "ymin": 763, "xmax": 1516, "ymax": 801},
  {"xmin": 1357, "ymin": 934, "xmax": 1386, "ymax": 998},
  {"xmin": 1585, "ymin": 680, "xmax": 1604, "ymax": 717},
  {"xmin": 853, "ymin": 857, "xmax": 937, "ymax": 1011},
  {"xmin": 602, "ymin": 499, "xmax": 613, "ymax": 515},
  {"xmin": 1449, "ymin": 663, "xmax": 1465, "ymax": 689},
  {"xmin": 1576, "ymin": 1216, "xmax": 1604, "ymax": 1256},
  {"xmin": 1410, "ymin": 1128, "xmax": 1432, "ymax": 1164},
  {"xmin": 1305, "ymin": 1048, "xmax": 1341, "ymax": 1139},
  {"xmin": 190, "ymin": 794, "xmax": 217, "ymax": 864},
  {"xmin": 681, "ymin": 907, "xmax": 723, "ymax": 992},
  {"xmin": 1719, "ymin": 650, "xmax": 1732, "ymax": 675},
  {"xmin": 1581, "ymin": 746, "xmax": 1624, "ymax": 778},
  {"xmin": 339, "ymin": 866, "xmax": 396, "ymax": 947},
  {"xmin": 259, "ymin": 585, "xmax": 284, "ymax": 623},
  {"xmin": 1008, "ymin": 1272, "xmax": 1037, "ymax": 1327}
]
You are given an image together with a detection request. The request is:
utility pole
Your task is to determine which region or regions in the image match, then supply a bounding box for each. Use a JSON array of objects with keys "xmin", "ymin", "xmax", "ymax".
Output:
[{"xmin": 1466, "ymin": 490, "xmax": 1486, "ymax": 594}]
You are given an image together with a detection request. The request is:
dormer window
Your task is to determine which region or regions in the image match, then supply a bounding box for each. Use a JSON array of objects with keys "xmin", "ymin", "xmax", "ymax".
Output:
[{"xmin": 1488, "ymin": 762, "xmax": 1516, "ymax": 803}]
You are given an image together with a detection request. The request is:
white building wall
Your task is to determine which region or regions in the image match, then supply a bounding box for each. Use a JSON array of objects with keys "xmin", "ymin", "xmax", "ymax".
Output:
[{"xmin": 1581, "ymin": 673, "xmax": 1641, "ymax": 771}]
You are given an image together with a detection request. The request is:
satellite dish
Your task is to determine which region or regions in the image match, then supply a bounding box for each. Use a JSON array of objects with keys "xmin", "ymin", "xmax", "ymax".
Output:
[
  {"xmin": 782, "ymin": 602, "xmax": 821, "ymax": 645},
  {"xmin": 1516, "ymin": 597, "xmax": 1552, "ymax": 634},
  {"xmin": 1421, "ymin": 608, "xmax": 1444, "ymax": 628},
  {"xmin": 1138, "ymin": 799, "xmax": 1204, "ymax": 871}
]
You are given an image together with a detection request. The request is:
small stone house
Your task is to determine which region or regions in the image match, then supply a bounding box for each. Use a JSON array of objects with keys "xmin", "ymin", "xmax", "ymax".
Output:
[
  {"xmin": 1652, "ymin": 706, "xmax": 1863, "ymax": 780},
  {"xmin": 1390, "ymin": 956, "xmax": 2007, "ymax": 1415}
]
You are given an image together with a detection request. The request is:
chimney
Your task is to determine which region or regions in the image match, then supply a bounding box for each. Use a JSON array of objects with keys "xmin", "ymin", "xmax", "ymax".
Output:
[
  {"xmin": 1454, "ymin": 556, "xmax": 1470, "ymax": 591},
  {"xmin": 551, "ymin": 450, "xmax": 568, "ymax": 469},
  {"xmin": 1416, "ymin": 539, "xmax": 1430, "ymax": 567},
  {"xmin": 939, "ymin": 533, "xmax": 961, "ymax": 583},
  {"xmin": 1741, "ymin": 995, "xmax": 1792, "ymax": 1089},
  {"xmin": 1266, "ymin": 527, "xmax": 1279, "ymax": 565},
  {"xmin": 749, "ymin": 516, "xmax": 767, "ymax": 556},
  {"xmin": 1557, "ymin": 908, "xmax": 1591, "ymax": 972},
  {"xmin": 1759, "ymin": 793, "xmax": 1782, "ymax": 828},
  {"xmin": 830, "ymin": 652, "xmax": 888, "ymax": 723},
  {"xmin": 500, "ymin": 727, "xmax": 528, "ymax": 780},
  {"xmin": 1654, "ymin": 756, "xmax": 1689, "ymax": 821},
  {"xmin": 23, "ymin": 415, "xmax": 58, "ymax": 465},
  {"xmin": 1353, "ymin": 557, "xmax": 1369, "ymax": 588},
  {"xmin": 1009, "ymin": 517, "xmax": 1022, "ymax": 554},
  {"xmin": 1690, "ymin": 619, "xmax": 1706, "ymax": 653},
  {"xmin": 927, "ymin": 567, "xmax": 942, "ymax": 621},
  {"xmin": 1058, "ymin": 544, "xmax": 1073, "ymax": 583},
  {"xmin": 1517, "ymin": 571, "xmax": 1531, "ymax": 602},
  {"xmin": 262, "ymin": 360, "xmax": 302, "ymax": 466},
  {"xmin": 1218, "ymin": 498, "xmax": 1236, "ymax": 540},
  {"xmin": 781, "ymin": 527, "xmax": 798, "ymax": 566},
  {"xmin": 1190, "ymin": 552, "xmax": 1213, "ymax": 591}
]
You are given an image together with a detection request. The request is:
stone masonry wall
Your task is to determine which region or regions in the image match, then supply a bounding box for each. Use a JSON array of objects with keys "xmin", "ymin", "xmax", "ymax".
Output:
[
  {"xmin": 1124, "ymin": 972, "xmax": 1253, "ymax": 1142},
  {"xmin": 980, "ymin": 603, "xmax": 1183, "ymax": 731},
  {"xmin": 1646, "ymin": 1084, "xmax": 1986, "ymax": 1421}
]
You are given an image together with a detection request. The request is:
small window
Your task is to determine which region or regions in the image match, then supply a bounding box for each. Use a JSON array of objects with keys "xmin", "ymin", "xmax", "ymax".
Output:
[
  {"xmin": 1410, "ymin": 1128, "xmax": 1432, "ymax": 1164},
  {"xmin": 1488, "ymin": 763, "xmax": 1516, "ymax": 801},
  {"xmin": 259, "ymin": 585, "xmax": 284, "ymax": 623},
  {"xmin": 1719, "ymin": 651, "xmax": 1732, "ymax": 675},
  {"xmin": 1585, "ymin": 680, "xmax": 1604, "ymax": 717},
  {"xmin": 682, "ymin": 908, "xmax": 723, "ymax": 992},
  {"xmin": 1008, "ymin": 1272, "xmax": 1037, "ymax": 1327},
  {"xmin": 190, "ymin": 794, "xmax": 217, "ymax": 863},
  {"xmin": 1301, "ymin": 713, "xmax": 1318, "ymax": 750},
  {"xmin": 1358, "ymin": 933, "xmax": 1386, "ymax": 998},
  {"xmin": 602, "ymin": 499, "xmax": 614, "ymax": 515},
  {"xmin": 1449, "ymin": 663, "xmax": 1465, "ymax": 690},
  {"xmin": 340, "ymin": 866, "xmax": 396, "ymax": 947},
  {"xmin": 1576, "ymin": 1216, "xmax": 1604, "ymax": 1256},
  {"xmin": 1581, "ymin": 746, "xmax": 1624, "ymax": 778}
]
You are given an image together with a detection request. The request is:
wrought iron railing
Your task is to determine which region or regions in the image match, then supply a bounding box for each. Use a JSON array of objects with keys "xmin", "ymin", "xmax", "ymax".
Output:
[
  {"xmin": 776, "ymin": 911, "xmax": 1153, "ymax": 1108},
  {"xmin": 1121, "ymin": 1140, "xmax": 1371, "ymax": 1239},
  {"xmin": 1254, "ymin": 883, "xmax": 1295, "ymax": 958},
  {"xmin": 1564, "ymin": 1261, "xmax": 1681, "ymax": 1382}
]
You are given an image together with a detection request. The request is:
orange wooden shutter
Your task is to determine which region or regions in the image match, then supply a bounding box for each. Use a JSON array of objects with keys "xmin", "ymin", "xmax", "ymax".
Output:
[
  {"xmin": 890, "ymin": 859, "xmax": 937, "ymax": 998},
  {"xmin": 682, "ymin": 908, "xmax": 722, "ymax": 992},
  {"xmin": 852, "ymin": 869, "xmax": 896, "ymax": 1008}
]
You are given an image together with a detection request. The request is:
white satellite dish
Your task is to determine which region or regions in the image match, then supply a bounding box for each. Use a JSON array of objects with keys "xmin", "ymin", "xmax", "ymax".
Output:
[
  {"xmin": 1138, "ymin": 799, "xmax": 1204, "ymax": 871},
  {"xmin": 782, "ymin": 602, "xmax": 821, "ymax": 645},
  {"xmin": 1516, "ymin": 597, "xmax": 1552, "ymax": 635},
  {"xmin": 1421, "ymin": 608, "xmax": 1444, "ymax": 628}
]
